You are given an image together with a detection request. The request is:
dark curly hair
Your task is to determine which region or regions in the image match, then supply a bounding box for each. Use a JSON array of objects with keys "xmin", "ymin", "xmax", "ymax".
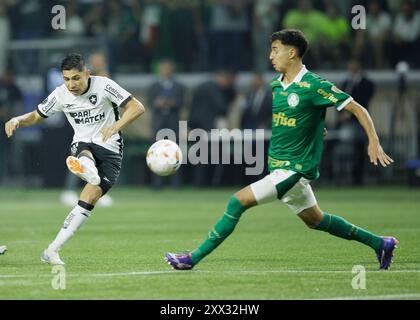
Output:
[{"xmin": 271, "ymin": 29, "xmax": 309, "ymax": 58}]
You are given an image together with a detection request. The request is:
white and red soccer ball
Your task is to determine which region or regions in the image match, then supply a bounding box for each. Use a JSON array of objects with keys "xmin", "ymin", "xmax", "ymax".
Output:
[{"xmin": 146, "ymin": 139, "xmax": 182, "ymax": 176}]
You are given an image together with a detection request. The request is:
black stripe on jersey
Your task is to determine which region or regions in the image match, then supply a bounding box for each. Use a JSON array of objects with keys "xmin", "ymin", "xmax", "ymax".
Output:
[
  {"xmin": 112, "ymin": 103, "xmax": 124, "ymax": 156},
  {"xmin": 81, "ymin": 78, "xmax": 92, "ymax": 96},
  {"xmin": 119, "ymin": 96, "xmax": 132, "ymax": 108},
  {"xmin": 37, "ymin": 108, "xmax": 48, "ymax": 118}
]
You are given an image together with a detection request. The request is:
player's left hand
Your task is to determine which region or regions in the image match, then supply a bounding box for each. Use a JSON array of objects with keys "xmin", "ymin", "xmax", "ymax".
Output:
[
  {"xmin": 101, "ymin": 124, "xmax": 119, "ymax": 142},
  {"xmin": 368, "ymin": 142, "xmax": 394, "ymax": 167}
]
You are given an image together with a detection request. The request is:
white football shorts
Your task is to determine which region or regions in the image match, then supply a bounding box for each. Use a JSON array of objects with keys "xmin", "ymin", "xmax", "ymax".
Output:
[{"xmin": 250, "ymin": 169, "xmax": 317, "ymax": 214}]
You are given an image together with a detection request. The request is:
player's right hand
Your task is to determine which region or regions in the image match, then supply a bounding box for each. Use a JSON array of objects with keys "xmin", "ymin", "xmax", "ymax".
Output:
[
  {"xmin": 368, "ymin": 142, "xmax": 394, "ymax": 167},
  {"xmin": 5, "ymin": 118, "xmax": 19, "ymax": 138}
]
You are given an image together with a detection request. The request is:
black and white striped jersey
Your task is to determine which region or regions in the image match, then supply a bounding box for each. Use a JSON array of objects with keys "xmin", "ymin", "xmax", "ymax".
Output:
[{"xmin": 37, "ymin": 76, "xmax": 132, "ymax": 154}]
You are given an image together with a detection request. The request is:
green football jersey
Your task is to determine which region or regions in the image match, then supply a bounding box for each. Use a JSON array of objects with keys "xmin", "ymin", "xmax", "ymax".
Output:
[{"xmin": 268, "ymin": 66, "xmax": 353, "ymax": 180}]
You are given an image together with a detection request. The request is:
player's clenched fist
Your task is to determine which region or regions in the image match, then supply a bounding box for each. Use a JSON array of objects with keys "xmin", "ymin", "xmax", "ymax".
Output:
[{"xmin": 5, "ymin": 118, "xmax": 19, "ymax": 138}]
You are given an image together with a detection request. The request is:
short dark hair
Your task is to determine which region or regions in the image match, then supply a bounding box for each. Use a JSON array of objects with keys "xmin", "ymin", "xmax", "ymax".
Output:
[
  {"xmin": 61, "ymin": 53, "xmax": 86, "ymax": 71},
  {"xmin": 271, "ymin": 29, "xmax": 308, "ymax": 58}
]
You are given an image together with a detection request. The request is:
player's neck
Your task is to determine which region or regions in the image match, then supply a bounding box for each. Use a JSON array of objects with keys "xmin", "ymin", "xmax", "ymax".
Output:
[{"xmin": 282, "ymin": 62, "xmax": 304, "ymax": 85}]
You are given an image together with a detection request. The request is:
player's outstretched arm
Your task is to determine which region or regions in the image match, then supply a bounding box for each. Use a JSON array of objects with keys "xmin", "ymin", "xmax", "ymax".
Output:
[
  {"xmin": 343, "ymin": 101, "xmax": 394, "ymax": 167},
  {"xmin": 4, "ymin": 111, "xmax": 44, "ymax": 138},
  {"xmin": 101, "ymin": 97, "xmax": 145, "ymax": 142}
]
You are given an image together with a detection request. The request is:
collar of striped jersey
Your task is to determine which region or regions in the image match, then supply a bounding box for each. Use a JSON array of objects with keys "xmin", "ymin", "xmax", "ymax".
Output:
[
  {"xmin": 81, "ymin": 77, "xmax": 92, "ymax": 96},
  {"xmin": 278, "ymin": 65, "xmax": 308, "ymax": 90}
]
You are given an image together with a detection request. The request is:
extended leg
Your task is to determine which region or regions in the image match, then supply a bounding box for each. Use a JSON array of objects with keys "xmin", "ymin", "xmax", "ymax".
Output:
[{"xmin": 298, "ymin": 205, "xmax": 398, "ymax": 270}]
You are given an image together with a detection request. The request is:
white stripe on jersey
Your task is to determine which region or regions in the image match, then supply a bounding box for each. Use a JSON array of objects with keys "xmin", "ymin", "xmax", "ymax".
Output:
[{"xmin": 37, "ymin": 76, "xmax": 132, "ymax": 154}]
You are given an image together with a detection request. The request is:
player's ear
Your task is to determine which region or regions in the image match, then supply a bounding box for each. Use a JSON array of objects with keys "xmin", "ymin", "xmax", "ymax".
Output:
[
  {"xmin": 84, "ymin": 69, "xmax": 90, "ymax": 78},
  {"xmin": 289, "ymin": 47, "xmax": 297, "ymax": 60}
]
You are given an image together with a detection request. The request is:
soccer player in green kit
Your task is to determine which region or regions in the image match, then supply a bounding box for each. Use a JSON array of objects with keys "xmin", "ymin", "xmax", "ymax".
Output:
[{"xmin": 165, "ymin": 29, "xmax": 397, "ymax": 270}]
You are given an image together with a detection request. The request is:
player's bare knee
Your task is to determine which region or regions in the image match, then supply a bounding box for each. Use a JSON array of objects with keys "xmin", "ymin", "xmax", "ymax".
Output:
[
  {"xmin": 298, "ymin": 206, "xmax": 323, "ymax": 229},
  {"xmin": 234, "ymin": 187, "xmax": 257, "ymax": 209}
]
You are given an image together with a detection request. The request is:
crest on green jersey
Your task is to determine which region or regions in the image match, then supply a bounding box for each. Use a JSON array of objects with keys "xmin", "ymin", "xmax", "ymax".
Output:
[{"xmin": 287, "ymin": 93, "xmax": 299, "ymax": 108}]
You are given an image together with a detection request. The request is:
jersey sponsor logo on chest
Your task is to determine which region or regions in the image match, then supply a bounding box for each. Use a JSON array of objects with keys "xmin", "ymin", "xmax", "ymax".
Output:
[
  {"xmin": 273, "ymin": 112, "xmax": 296, "ymax": 127},
  {"xmin": 69, "ymin": 110, "xmax": 105, "ymax": 125}
]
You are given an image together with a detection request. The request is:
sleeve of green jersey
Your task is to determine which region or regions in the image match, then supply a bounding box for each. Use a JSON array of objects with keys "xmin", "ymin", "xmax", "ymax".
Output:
[{"xmin": 312, "ymin": 79, "xmax": 353, "ymax": 111}]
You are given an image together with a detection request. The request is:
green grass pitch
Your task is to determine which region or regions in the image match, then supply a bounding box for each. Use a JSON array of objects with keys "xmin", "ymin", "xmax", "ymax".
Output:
[{"xmin": 0, "ymin": 187, "xmax": 419, "ymax": 299}]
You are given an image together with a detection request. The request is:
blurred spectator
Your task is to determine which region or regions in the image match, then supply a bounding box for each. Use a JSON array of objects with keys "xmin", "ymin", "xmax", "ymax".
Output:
[
  {"xmin": 389, "ymin": 0, "xmax": 420, "ymax": 68},
  {"xmin": 321, "ymin": 2, "xmax": 351, "ymax": 68},
  {"xmin": 148, "ymin": 60, "xmax": 185, "ymax": 189},
  {"xmin": 106, "ymin": 0, "xmax": 139, "ymax": 68},
  {"xmin": 11, "ymin": 0, "xmax": 50, "ymax": 39},
  {"xmin": 191, "ymin": 1, "xmax": 211, "ymax": 71},
  {"xmin": 60, "ymin": 1, "xmax": 85, "ymax": 38},
  {"xmin": 240, "ymin": 73, "xmax": 272, "ymax": 130},
  {"xmin": 0, "ymin": 2, "xmax": 11, "ymax": 76},
  {"xmin": 354, "ymin": 0, "xmax": 392, "ymax": 68},
  {"xmin": 329, "ymin": 0, "xmax": 353, "ymax": 18},
  {"xmin": 89, "ymin": 52, "xmax": 110, "ymax": 77},
  {"xmin": 188, "ymin": 70, "xmax": 234, "ymax": 187},
  {"xmin": 0, "ymin": 69, "xmax": 23, "ymax": 184},
  {"xmin": 252, "ymin": 0, "xmax": 282, "ymax": 71},
  {"xmin": 136, "ymin": 0, "xmax": 161, "ymax": 72},
  {"xmin": 9, "ymin": 0, "xmax": 51, "ymax": 73},
  {"xmin": 339, "ymin": 59, "xmax": 375, "ymax": 185},
  {"xmin": 209, "ymin": 1, "xmax": 251, "ymax": 71},
  {"xmin": 154, "ymin": 1, "xmax": 196, "ymax": 71},
  {"xmin": 283, "ymin": 0, "xmax": 329, "ymax": 67},
  {"xmin": 386, "ymin": 0, "xmax": 405, "ymax": 14},
  {"xmin": 84, "ymin": 2, "xmax": 107, "ymax": 38}
]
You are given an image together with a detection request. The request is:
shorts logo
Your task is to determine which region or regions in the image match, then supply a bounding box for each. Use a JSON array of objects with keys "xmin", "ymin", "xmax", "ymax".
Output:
[
  {"xmin": 287, "ymin": 93, "xmax": 299, "ymax": 108},
  {"xmin": 88, "ymin": 94, "xmax": 98, "ymax": 105},
  {"xmin": 41, "ymin": 98, "xmax": 48, "ymax": 105}
]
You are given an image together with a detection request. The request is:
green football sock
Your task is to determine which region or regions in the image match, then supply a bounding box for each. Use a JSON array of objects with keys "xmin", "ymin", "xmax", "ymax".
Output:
[
  {"xmin": 315, "ymin": 212, "xmax": 382, "ymax": 251},
  {"xmin": 191, "ymin": 196, "xmax": 245, "ymax": 265}
]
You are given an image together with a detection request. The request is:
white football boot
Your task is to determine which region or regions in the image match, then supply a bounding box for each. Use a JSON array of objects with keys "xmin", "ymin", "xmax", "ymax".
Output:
[
  {"xmin": 66, "ymin": 156, "xmax": 101, "ymax": 186},
  {"xmin": 0, "ymin": 245, "xmax": 7, "ymax": 255},
  {"xmin": 41, "ymin": 247, "xmax": 65, "ymax": 265}
]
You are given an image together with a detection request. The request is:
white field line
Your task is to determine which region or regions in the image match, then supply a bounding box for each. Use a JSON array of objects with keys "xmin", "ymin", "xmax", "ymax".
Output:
[{"xmin": 1, "ymin": 269, "xmax": 420, "ymax": 279}]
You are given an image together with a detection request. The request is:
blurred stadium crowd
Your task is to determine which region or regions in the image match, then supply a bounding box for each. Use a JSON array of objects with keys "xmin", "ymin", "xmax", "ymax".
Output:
[
  {"xmin": 1, "ymin": 0, "xmax": 420, "ymax": 75},
  {"xmin": 0, "ymin": 0, "xmax": 419, "ymax": 191}
]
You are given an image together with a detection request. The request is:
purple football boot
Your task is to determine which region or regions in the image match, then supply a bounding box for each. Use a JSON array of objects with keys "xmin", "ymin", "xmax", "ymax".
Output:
[
  {"xmin": 165, "ymin": 252, "xmax": 194, "ymax": 270},
  {"xmin": 376, "ymin": 237, "xmax": 398, "ymax": 270}
]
